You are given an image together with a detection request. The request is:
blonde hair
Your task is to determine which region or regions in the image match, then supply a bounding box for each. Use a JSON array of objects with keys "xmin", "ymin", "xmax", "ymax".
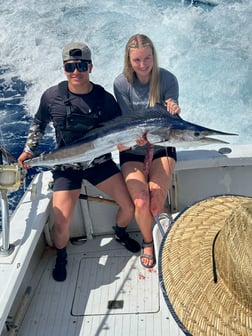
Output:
[{"xmin": 123, "ymin": 34, "xmax": 160, "ymax": 107}]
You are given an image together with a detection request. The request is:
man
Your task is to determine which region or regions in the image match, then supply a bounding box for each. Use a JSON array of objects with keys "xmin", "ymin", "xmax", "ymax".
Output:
[{"xmin": 18, "ymin": 42, "xmax": 140, "ymax": 282}]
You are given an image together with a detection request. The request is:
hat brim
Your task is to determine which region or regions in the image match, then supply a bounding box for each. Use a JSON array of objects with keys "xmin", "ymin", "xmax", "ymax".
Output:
[{"xmin": 159, "ymin": 195, "xmax": 252, "ymax": 336}]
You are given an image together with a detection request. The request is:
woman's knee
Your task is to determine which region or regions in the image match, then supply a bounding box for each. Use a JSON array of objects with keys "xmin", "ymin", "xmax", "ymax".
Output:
[
  {"xmin": 150, "ymin": 203, "xmax": 162, "ymax": 217},
  {"xmin": 149, "ymin": 191, "xmax": 166, "ymax": 216},
  {"xmin": 134, "ymin": 194, "xmax": 149, "ymax": 212}
]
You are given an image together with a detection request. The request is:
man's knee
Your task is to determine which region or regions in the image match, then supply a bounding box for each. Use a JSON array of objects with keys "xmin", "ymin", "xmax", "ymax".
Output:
[{"xmin": 126, "ymin": 201, "xmax": 135, "ymax": 217}]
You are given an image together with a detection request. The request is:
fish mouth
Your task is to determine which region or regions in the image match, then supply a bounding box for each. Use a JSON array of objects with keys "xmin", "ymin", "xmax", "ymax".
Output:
[
  {"xmin": 197, "ymin": 137, "xmax": 229, "ymax": 144},
  {"xmin": 194, "ymin": 130, "xmax": 238, "ymax": 137}
]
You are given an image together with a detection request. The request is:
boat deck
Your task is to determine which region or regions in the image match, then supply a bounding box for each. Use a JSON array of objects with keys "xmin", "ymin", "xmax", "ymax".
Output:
[
  {"xmin": 3, "ymin": 144, "xmax": 252, "ymax": 335},
  {"xmin": 4, "ymin": 232, "xmax": 182, "ymax": 336}
]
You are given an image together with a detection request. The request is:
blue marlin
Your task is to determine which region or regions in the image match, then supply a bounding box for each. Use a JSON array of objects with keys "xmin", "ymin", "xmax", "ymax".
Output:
[{"xmin": 24, "ymin": 104, "xmax": 237, "ymax": 168}]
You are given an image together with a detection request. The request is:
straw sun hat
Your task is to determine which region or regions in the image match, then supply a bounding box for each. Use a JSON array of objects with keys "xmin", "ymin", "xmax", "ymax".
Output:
[{"xmin": 159, "ymin": 195, "xmax": 252, "ymax": 336}]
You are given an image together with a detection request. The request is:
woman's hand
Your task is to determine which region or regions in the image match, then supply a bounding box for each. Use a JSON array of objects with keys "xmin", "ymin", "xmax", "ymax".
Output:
[
  {"xmin": 117, "ymin": 144, "xmax": 130, "ymax": 152},
  {"xmin": 165, "ymin": 98, "xmax": 181, "ymax": 115},
  {"xmin": 136, "ymin": 136, "xmax": 148, "ymax": 146}
]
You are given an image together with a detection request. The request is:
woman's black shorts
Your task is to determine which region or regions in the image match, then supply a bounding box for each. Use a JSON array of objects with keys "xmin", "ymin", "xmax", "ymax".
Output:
[{"xmin": 120, "ymin": 145, "xmax": 177, "ymax": 166}]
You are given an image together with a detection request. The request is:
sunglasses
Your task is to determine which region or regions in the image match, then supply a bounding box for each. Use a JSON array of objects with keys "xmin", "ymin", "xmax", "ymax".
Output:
[{"xmin": 64, "ymin": 61, "xmax": 90, "ymax": 73}]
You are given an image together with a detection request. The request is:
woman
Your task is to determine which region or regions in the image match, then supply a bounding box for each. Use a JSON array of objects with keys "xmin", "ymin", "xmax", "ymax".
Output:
[{"xmin": 113, "ymin": 34, "xmax": 181, "ymax": 268}]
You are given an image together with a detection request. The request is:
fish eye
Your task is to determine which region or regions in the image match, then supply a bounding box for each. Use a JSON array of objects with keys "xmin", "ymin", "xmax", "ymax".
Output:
[{"xmin": 194, "ymin": 131, "xmax": 200, "ymax": 137}]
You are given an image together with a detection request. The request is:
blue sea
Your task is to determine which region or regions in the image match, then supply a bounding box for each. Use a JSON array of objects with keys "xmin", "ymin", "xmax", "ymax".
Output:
[{"xmin": 0, "ymin": 0, "xmax": 251, "ymax": 223}]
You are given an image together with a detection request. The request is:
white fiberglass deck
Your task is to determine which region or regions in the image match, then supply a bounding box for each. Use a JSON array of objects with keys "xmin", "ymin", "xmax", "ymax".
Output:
[{"xmin": 10, "ymin": 234, "xmax": 183, "ymax": 336}]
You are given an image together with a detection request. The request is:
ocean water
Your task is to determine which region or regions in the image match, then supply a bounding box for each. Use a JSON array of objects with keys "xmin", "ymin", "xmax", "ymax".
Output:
[{"xmin": 0, "ymin": 0, "xmax": 251, "ymax": 219}]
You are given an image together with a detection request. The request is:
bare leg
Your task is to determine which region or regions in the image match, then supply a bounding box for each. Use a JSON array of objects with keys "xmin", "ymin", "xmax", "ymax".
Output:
[
  {"xmin": 96, "ymin": 172, "xmax": 134, "ymax": 227},
  {"xmin": 51, "ymin": 188, "xmax": 81, "ymax": 281},
  {"xmin": 149, "ymin": 156, "xmax": 175, "ymax": 217},
  {"xmin": 121, "ymin": 161, "xmax": 154, "ymax": 266},
  {"xmin": 121, "ymin": 157, "xmax": 175, "ymax": 267},
  {"xmin": 96, "ymin": 172, "xmax": 140, "ymax": 253},
  {"xmin": 52, "ymin": 189, "xmax": 81, "ymax": 249},
  {"xmin": 142, "ymin": 156, "xmax": 175, "ymax": 266}
]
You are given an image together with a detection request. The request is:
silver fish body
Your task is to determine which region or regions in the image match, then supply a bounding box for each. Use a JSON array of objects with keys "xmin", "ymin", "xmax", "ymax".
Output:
[{"xmin": 24, "ymin": 105, "xmax": 237, "ymax": 168}]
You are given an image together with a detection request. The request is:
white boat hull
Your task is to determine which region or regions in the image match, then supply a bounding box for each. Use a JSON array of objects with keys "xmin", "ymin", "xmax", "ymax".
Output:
[{"xmin": 1, "ymin": 144, "xmax": 252, "ymax": 335}]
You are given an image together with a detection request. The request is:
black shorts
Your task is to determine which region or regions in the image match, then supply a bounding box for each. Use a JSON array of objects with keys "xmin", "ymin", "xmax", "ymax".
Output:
[
  {"xmin": 52, "ymin": 159, "xmax": 120, "ymax": 191},
  {"xmin": 120, "ymin": 145, "xmax": 177, "ymax": 166}
]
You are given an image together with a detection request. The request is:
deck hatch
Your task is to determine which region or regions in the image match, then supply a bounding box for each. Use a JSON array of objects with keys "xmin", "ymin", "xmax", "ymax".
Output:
[{"xmin": 72, "ymin": 255, "xmax": 159, "ymax": 316}]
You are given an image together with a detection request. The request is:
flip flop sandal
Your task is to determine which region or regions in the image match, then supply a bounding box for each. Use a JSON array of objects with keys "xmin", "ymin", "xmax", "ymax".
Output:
[{"xmin": 140, "ymin": 240, "xmax": 156, "ymax": 269}]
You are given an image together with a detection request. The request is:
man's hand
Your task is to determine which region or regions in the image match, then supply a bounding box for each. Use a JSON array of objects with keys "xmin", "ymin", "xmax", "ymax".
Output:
[{"xmin": 17, "ymin": 152, "xmax": 33, "ymax": 169}]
